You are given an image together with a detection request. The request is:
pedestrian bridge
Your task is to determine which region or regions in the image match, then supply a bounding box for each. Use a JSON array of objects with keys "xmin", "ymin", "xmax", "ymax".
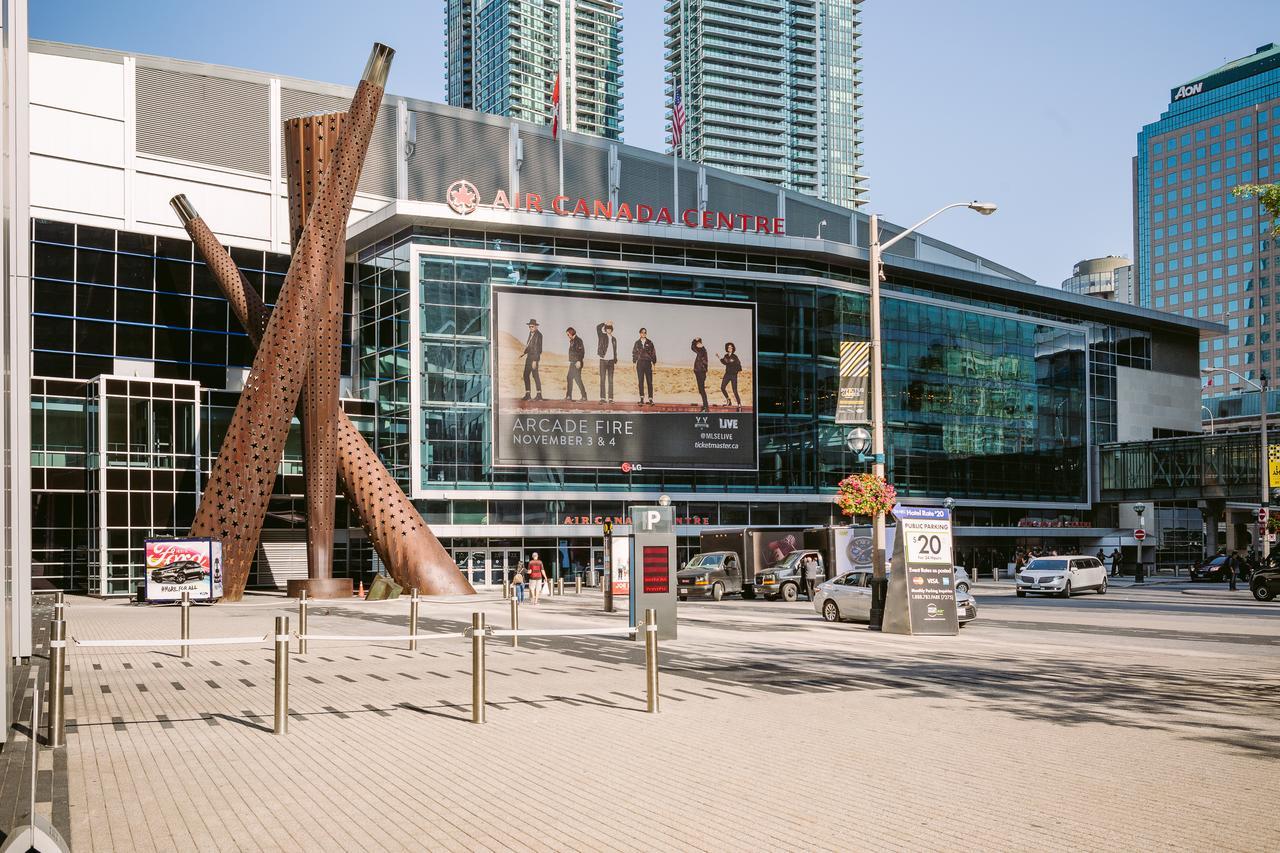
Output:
[{"xmin": 1098, "ymin": 432, "xmax": 1262, "ymax": 503}]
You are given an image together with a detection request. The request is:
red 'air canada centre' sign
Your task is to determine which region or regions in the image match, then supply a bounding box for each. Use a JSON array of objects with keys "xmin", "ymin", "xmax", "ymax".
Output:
[{"xmin": 446, "ymin": 179, "xmax": 786, "ymax": 235}]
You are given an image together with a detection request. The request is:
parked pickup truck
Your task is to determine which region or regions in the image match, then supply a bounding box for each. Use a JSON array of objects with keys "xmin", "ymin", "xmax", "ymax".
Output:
[
  {"xmin": 755, "ymin": 549, "xmax": 825, "ymax": 601},
  {"xmin": 677, "ymin": 551, "xmax": 744, "ymax": 602},
  {"xmin": 677, "ymin": 528, "xmax": 807, "ymax": 601}
]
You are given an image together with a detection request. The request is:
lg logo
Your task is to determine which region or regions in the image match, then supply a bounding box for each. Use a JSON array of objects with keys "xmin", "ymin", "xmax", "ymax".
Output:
[
  {"xmin": 446, "ymin": 179, "xmax": 479, "ymax": 215},
  {"xmin": 1173, "ymin": 81, "xmax": 1204, "ymax": 101}
]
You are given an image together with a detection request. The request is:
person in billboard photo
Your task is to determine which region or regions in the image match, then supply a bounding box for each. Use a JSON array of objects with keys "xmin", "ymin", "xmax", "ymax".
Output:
[
  {"xmin": 519, "ymin": 318, "xmax": 544, "ymax": 400},
  {"xmin": 632, "ymin": 327, "xmax": 657, "ymax": 405},
  {"xmin": 595, "ymin": 320, "xmax": 617, "ymax": 402},
  {"xmin": 564, "ymin": 327, "xmax": 587, "ymax": 401},
  {"xmin": 718, "ymin": 342, "xmax": 743, "ymax": 408},
  {"xmin": 690, "ymin": 337, "xmax": 710, "ymax": 412}
]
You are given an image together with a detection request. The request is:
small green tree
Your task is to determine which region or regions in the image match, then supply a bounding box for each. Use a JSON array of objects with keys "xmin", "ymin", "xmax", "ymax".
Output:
[{"xmin": 1232, "ymin": 182, "xmax": 1280, "ymax": 236}]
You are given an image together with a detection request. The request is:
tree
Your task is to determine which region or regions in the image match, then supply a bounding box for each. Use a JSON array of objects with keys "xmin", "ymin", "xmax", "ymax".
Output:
[{"xmin": 1232, "ymin": 182, "xmax": 1280, "ymax": 236}]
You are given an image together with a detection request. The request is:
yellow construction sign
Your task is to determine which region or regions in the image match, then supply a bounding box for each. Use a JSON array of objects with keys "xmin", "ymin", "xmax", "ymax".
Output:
[{"xmin": 1270, "ymin": 444, "xmax": 1280, "ymax": 489}]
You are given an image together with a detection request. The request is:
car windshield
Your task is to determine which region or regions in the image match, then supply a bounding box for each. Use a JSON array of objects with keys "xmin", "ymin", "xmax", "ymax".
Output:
[
  {"xmin": 1207, "ymin": 556, "xmax": 1227, "ymax": 566},
  {"xmin": 777, "ymin": 552, "xmax": 805, "ymax": 569},
  {"xmin": 686, "ymin": 554, "xmax": 724, "ymax": 569},
  {"xmin": 1025, "ymin": 559, "xmax": 1067, "ymax": 572}
]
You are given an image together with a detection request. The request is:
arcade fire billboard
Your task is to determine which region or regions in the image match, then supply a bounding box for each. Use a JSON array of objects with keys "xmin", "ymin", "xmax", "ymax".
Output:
[{"xmin": 492, "ymin": 286, "xmax": 757, "ymax": 470}]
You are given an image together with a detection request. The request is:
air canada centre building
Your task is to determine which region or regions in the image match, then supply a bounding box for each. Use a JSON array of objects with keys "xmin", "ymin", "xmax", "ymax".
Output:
[{"xmin": 20, "ymin": 40, "xmax": 1214, "ymax": 596}]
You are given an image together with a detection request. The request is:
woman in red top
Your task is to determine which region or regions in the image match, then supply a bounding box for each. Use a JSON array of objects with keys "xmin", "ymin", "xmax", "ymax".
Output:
[{"xmin": 527, "ymin": 552, "xmax": 545, "ymax": 604}]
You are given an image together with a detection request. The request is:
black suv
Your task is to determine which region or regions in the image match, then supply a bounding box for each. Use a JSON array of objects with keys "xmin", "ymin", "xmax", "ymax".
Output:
[
  {"xmin": 1250, "ymin": 567, "xmax": 1280, "ymax": 602},
  {"xmin": 150, "ymin": 560, "xmax": 207, "ymax": 584}
]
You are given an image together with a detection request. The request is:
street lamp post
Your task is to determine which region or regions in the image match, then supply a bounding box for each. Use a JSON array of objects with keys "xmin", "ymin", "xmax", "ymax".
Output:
[
  {"xmin": 866, "ymin": 202, "xmax": 997, "ymax": 631},
  {"xmin": 1201, "ymin": 368, "xmax": 1269, "ymax": 559}
]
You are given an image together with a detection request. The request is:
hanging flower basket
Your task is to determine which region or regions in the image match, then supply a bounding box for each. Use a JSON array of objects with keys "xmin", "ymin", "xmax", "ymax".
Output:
[
  {"xmin": 1267, "ymin": 514, "xmax": 1280, "ymax": 535},
  {"xmin": 834, "ymin": 473, "xmax": 898, "ymax": 519}
]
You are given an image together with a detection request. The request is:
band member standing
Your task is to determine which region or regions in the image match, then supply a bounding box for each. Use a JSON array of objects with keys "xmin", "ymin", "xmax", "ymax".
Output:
[
  {"xmin": 519, "ymin": 318, "xmax": 544, "ymax": 401},
  {"xmin": 596, "ymin": 321, "xmax": 618, "ymax": 402},
  {"xmin": 565, "ymin": 327, "xmax": 587, "ymax": 401},
  {"xmin": 690, "ymin": 337, "xmax": 709, "ymax": 412},
  {"xmin": 632, "ymin": 327, "xmax": 657, "ymax": 405},
  {"xmin": 718, "ymin": 342, "xmax": 742, "ymax": 407}
]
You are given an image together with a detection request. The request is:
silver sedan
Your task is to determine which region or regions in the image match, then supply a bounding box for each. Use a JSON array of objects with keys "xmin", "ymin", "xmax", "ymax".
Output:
[{"xmin": 814, "ymin": 571, "xmax": 978, "ymax": 626}]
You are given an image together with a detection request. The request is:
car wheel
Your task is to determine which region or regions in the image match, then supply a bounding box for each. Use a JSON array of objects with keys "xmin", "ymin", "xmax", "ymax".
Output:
[
  {"xmin": 782, "ymin": 583, "xmax": 798, "ymax": 603},
  {"xmin": 958, "ymin": 620, "xmax": 968, "ymax": 628},
  {"xmin": 741, "ymin": 586, "xmax": 756, "ymax": 601},
  {"xmin": 1059, "ymin": 583, "xmax": 1072, "ymax": 599},
  {"xmin": 1097, "ymin": 577, "xmax": 1107, "ymax": 595},
  {"xmin": 822, "ymin": 600, "xmax": 840, "ymax": 622},
  {"xmin": 711, "ymin": 583, "xmax": 724, "ymax": 602},
  {"xmin": 678, "ymin": 595, "xmax": 687, "ymax": 602},
  {"xmin": 1254, "ymin": 584, "xmax": 1275, "ymax": 602},
  {"xmin": 957, "ymin": 582, "xmax": 970, "ymax": 594},
  {"xmin": 1015, "ymin": 589, "xmax": 1025, "ymax": 597}
]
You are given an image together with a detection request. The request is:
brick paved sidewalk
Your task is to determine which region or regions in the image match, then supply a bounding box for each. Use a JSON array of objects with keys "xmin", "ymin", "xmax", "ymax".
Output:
[{"xmin": 10, "ymin": 591, "xmax": 1280, "ymax": 851}]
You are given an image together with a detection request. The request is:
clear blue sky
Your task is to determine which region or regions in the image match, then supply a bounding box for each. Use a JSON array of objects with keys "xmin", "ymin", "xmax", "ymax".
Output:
[{"xmin": 30, "ymin": 0, "xmax": 1278, "ymax": 287}]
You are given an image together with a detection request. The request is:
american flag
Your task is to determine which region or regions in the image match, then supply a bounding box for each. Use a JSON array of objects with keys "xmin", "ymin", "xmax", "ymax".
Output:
[{"xmin": 672, "ymin": 84, "xmax": 686, "ymax": 148}]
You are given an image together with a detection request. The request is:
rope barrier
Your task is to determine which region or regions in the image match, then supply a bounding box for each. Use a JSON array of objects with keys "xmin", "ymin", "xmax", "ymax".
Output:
[
  {"xmin": 294, "ymin": 632, "xmax": 466, "ymax": 642},
  {"xmin": 487, "ymin": 626, "xmax": 638, "ymax": 639},
  {"xmin": 72, "ymin": 635, "xmax": 269, "ymax": 648}
]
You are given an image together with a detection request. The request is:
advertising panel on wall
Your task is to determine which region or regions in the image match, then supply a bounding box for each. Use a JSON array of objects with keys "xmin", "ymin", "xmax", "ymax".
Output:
[
  {"xmin": 834, "ymin": 341, "xmax": 870, "ymax": 424},
  {"xmin": 144, "ymin": 538, "xmax": 224, "ymax": 602},
  {"xmin": 492, "ymin": 286, "xmax": 757, "ymax": 470}
]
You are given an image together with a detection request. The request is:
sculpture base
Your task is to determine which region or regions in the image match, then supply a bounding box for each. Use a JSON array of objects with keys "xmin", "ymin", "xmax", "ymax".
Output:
[{"xmin": 287, "ymin": 577, "xmax": 354, "ymax": 600}]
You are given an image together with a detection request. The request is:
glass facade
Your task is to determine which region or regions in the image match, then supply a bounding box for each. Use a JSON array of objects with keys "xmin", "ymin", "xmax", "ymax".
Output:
[
  {"xmin": 357, "ymin": 225, "xmax": 1098, "ymax": 507},
  {"xmin": 1135, "ymin": 45, "xmax": 1280, "ymax": 405}
]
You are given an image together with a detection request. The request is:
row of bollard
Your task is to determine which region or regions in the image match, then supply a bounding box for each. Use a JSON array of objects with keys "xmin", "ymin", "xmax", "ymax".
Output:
[
  {"xmin": 45, "ymin": 591, "xmax": 657, "ymax": 744},
  {"xmin": 502, "ymin": 576, "xmax": 583, "ymax": 600}
]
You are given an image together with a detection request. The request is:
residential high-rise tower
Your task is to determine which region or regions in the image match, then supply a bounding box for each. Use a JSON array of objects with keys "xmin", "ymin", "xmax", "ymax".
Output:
[
  {"xmin": 665, "ymin": 0, "xmax": 866, "ymax": 208},
  {"xmin": 445, "ymin": 0, "xmax": 623, "ymax": 140}
]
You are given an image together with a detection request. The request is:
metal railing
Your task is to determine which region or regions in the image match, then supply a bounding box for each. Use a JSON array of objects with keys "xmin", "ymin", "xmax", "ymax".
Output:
[{"xmin": 43, "ymin": 599, "xmax": 660, "ymax": 744}]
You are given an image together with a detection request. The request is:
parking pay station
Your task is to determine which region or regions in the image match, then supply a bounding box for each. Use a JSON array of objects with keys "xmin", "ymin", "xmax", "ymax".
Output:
[{"xmin": 628, "ymin": 505, "xmax": 678, "ymax": 640}]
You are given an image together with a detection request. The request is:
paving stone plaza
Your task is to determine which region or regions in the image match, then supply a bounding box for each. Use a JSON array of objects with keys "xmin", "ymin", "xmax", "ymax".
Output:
[{"xmin": 4, "ymin": 583, "xmax": 1277, "ymax": 851}]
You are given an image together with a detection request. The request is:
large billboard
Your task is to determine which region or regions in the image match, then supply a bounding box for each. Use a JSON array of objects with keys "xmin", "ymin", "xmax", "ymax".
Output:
[{"xmin": 493, "ymin": 286, "xmax": 757, "ymax": 470}]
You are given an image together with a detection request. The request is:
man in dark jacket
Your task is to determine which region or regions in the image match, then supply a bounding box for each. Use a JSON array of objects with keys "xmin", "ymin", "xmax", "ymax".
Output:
[
  {"xmin": 632, "ymin": 328, "xmax": 656, "ymax": 405},
  {"xmin": 520, "ymin": 318, "xmax": 543, "ymax": 401},
  {"xmin": 690, "ymin": 337, "xmax": 709, "ymax": 412},
  {"xmin": 565, "ymin": 327, "xmax": 587, "ymax": 401},
  {"xmin": 596, "ymin": 321, "xmax": 618, "ymax": 402}
]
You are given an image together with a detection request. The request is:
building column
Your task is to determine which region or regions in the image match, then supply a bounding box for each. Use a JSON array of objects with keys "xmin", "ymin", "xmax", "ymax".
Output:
[{"xmin": 1200, "ymin": 500, "xmax": 1224, "ymax": 557}]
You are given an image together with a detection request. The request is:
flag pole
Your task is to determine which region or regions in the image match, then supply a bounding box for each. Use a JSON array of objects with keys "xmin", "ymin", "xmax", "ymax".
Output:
[{"xmin": 557, "ymin": 1, "xmax": 565, "ymax": 197}]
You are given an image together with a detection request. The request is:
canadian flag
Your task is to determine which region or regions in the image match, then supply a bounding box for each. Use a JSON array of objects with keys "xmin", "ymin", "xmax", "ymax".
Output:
[{"xmin": 551, "ymin": 72, "xmax": 561, "ymax": 139}]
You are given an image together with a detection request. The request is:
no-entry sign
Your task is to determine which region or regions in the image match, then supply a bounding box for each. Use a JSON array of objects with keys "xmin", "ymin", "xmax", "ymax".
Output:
[{"xmin": 1134, "ymin": 529, "xmax": 1147, "ymax": 541}]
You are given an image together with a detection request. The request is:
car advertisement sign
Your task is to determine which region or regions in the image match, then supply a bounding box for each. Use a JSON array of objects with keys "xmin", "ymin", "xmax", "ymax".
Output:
[
  {"xmin": 145, "ymin": 538, "xmax": 223, "ymax": 602},
  {"xmin": 610, "ymin": 535, "xmax": 631, "ymax": 597},
  {"xmin": 882, "ymin": 506, "xmax": 958, "ymax": 636},
  {"xmin": 491, "ymin": 285, "xmax": 757, "ymax": 471}
]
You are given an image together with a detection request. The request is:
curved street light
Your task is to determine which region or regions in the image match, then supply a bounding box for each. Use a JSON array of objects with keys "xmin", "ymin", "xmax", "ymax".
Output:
[{"xmin": 866, "ymin": 201, "xmax": 998, "ymax": 631}]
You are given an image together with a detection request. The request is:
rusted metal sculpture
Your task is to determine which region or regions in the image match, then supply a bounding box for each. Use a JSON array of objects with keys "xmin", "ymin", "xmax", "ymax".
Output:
[
  {"xmin": 170, "ymin": 122, "xmax": 473, "ymax": 598},
  {"xmin": 285, "ymin": 111, "xmax": 345, "ymax": 594},
  {"xmin": 179, "ymin": 43, "xmax": 461, "ymax": 601}
]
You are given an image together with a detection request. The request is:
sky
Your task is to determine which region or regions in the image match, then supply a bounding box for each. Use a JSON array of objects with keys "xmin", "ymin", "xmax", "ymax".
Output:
[{"xmin": 30, "ymin": 0, "xmax": 1279, "ymax": 288}]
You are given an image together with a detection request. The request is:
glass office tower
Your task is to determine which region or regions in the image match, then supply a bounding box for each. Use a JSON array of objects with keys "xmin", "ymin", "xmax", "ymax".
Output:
[
  {"xmin": 665, "ymin": 0, "xmax": 866, "ymax": 209},
  {"xmin": 1136, "ymin": 42, "xmax": 1280, "ymax": 402},
  {"xmin": 446, "ymin": 0, "xmax": 623, "ymax": 141}
]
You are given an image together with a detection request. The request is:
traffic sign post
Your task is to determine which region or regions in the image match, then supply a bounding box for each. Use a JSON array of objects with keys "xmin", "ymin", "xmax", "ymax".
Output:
[{"xmin": 1134, "ymin": 529, "xmax": 1146, "ymax": 541}]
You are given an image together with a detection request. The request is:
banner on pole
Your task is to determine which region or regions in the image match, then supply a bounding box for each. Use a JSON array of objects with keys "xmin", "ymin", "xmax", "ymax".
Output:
[
  {"xmin": 835, "ymin": 340, "xmax": 870, "ymax": 424},
  {"xmin": 1269, "ymin": 443, "xmax": 1280, "ymax": 489}
]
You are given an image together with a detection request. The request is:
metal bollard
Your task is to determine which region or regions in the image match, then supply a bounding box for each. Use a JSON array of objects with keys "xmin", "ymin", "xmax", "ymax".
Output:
[
  {"xmin": 47, "ymin": 619, "xmax": 66, "ymax": 747},
  {"xmin": 297, "ymin": 590, "xmax": 308, "ymax": 655},
  {"xmin": 644, "ymin": 608, "xmax": 659, "ymax": 714},
  {"xmin": 54, "ymin": 590, "xmax": 65, "ymax": 620},
  {"xmin": 556, "ymin": 578, "xmax": 564, "ymax": 596},
  {"xmin": 273, "ymin": 615, "xmax": 289, "ymax": 735},
  {"xmin": 575, "ymin": 576, "xmax": 582, "ymax": 595},
  {"xmin": 409, "ymin": 588, "xmax": 419, "ymax": 651},
  {"xmin": 510, "ymin": 596, "xmax": 519, "ymax": 648},
  {"xmin": 502, "ymin": 578, "xmax": 511, "ymax": 600},
  {"xmin": 471, "ymin": 612, "xmax": 486, "ymax": 724},
  {"xmin": 180, "ymin": 591, "xmax": 191, "ymax": 659}
]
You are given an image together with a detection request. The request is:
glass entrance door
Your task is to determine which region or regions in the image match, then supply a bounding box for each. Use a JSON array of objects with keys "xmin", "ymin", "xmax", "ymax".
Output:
[{"xmin": 450, "ymin": 548, "xmax": 524, "ymax": 588}]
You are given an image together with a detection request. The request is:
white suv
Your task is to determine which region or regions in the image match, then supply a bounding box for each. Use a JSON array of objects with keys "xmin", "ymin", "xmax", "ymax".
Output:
[{"xmin": 1016, "ymin": 555, "xmax": 1107, "ymax": 598}]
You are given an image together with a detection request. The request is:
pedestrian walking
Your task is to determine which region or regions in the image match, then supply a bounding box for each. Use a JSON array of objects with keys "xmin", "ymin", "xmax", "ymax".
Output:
[
  {"xmin": 690, "ymin": 337, "xmax": 709, "ymax": 412},
  {"xmin": 1228, "ymin": 549, "xmax": 1239, "ymax": 591},
  {"xmin": 519, "ymin": 318, "xmax": 544, "ymax": 400},
  {"xmin": 512, "ymin": 564, "xmax": 526, "ymax": 603},
  {"xmin": 718, "ymin": 342, "xmax": 742, "ymax": 407},
  {"xmin": 564, "ymin": 327, "xmax": 587, "ymax": 401},
  {"xmin": 632, "ymin": 328, "xmax": 656, "ymax": 404},
  {"xmin": 1109, "ymin": 548, "xmax": 1121, "ymax": 577},
  {"xmin": 803, "ymin": 553, "xmax": 821, "ymax": 600},
  {"xmin": 596, "ymin": 321, "xmax": 617, "ymax": 402},
  {"xmin": 528, "ymin": 552, "xmax": 545, "ymax": 604}
]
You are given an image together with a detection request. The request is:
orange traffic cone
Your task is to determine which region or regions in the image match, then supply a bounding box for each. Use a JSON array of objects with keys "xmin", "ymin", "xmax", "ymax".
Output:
[{"xmin": 357, "ymin": 580, "xmax": 365, "ymax": 599}]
